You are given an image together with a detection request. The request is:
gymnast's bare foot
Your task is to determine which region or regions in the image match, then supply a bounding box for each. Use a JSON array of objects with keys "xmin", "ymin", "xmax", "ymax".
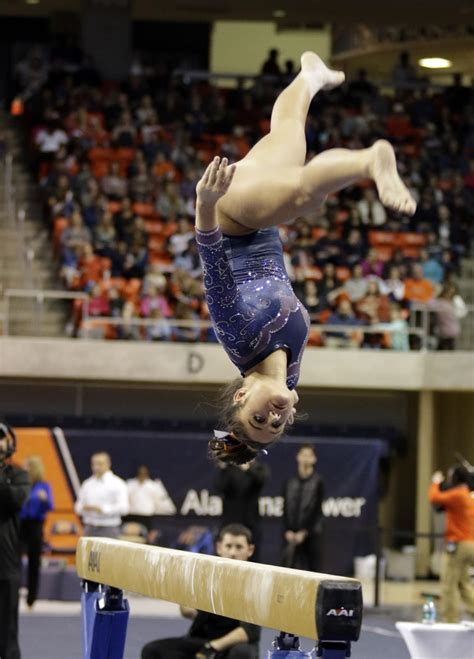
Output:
[
  {"xmin": 300, "ymin": 51, "xmax": 345, "ymax": 92},
  {"xmin": 369, "ymin": 140, "xmax": 417, "ymax": 215}
]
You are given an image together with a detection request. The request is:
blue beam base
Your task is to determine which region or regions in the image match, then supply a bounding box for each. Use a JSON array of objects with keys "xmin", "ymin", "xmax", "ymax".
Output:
[
  {"xmin": 81, "ymin": 583, "xmax": 130, "ymax": 659},
  {"xmin": 267, "ymin": 633, "xmax": 314, "ymax": 657}
]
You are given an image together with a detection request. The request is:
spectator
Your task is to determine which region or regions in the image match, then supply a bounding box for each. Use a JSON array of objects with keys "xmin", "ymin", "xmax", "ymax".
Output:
[
  {"xmin": 260, "ymin": 49, "xmax": 281, "ymax": 76},
  {"xmin": 325, "ymin": 298, "xmax": 364, "ymax": 349},
  {"xmin": 429, "ymin": 467, "xmax": 474, "ymax": 622},
  {"xmin": 377, "ymin": 303, "xmax": 410, "ymax": 351},
  {"xmin": 419, "ymin": 249, "xmax": 444, "ymax": 284},
  {"xmin": 0, "ymin": 424, "xmax": 30, "ymax": 659},
  {"xmin": 344, "ymin": 263, "xmax": 368, "ymax": 302},
  {"xmin": 101, "ymin": 161, "xmax": 128, "ymax": 200},
  {"xmin": 404, "ymin": 264, "xmax": 434, "ymax": 303},
  {"xmin": 429, "ymin": 283, "xmax": 468, "ymax": 350},
  {"xmin": 141, "ymin": 524, "xmax": 260, "ymax": 659},
  {"xmin": 282, "ymin": 444, "xmax": 325, "ymax": 572},
  {"xmin": 214, "ymin": 460, "xmax": 269, "ymax": 561},
  {"xmin": 379, "ymin": 265, "xmax": 405, "ymax": 301},
  {"xmin": 391, "ymin": 51, "xmax": 418, "ymax": 90},
  {"xmin": 357, "ymin": 188, "xmax": 387, "ymax": 227},
  {"xmin": 20, "ymin": 456, "xmax": 53, "ymax": 609},
  {"xmin": 126, "ymin": 465, "xmax": 176, "ymax": 531},
  {"xmin": 356, "ymin": 279, "xmax": 391, "ymax": 323},
  {"xmin": 75, "ymin": 452, "xmax": 129, "ymax": 538},
  {"xmin": 361, "ymin": 247, "xmax": 385, "ymax": 278}
]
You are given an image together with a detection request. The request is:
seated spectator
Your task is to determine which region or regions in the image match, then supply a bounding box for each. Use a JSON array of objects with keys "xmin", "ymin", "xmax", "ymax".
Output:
[
  {"xmin": 140, "ymin": 283, "xmax": 172, "ymax": 319},
  {"xmin": 404, "ymin": 264, "xmax": 434, "ymax": 303},
  {"xmin": 357, "ymin": 188, "xmax": 386, "ymax": 227},
  {"xmin": 113, "ymin": 196, "xmax": 135, "ymax": 240},
  {"xmin": 325, "ymin": 299, "xmax": 364, "ymax": 349},
  {"xmin": 379, "ymin": 265, "xmax": 405, "ymax": 302},
  {"xmin": 302, "ymin": 279, "xmax": 321, "ymax": 318},
  {"xmin": 94, "ymin": 211, "xmax": 117, "ymax": 255},
  {"xmin": 317, "ymin": 263, "xmax": 343, "ymax": 311},
  {"xmin": 141, "ymin": 524, "xmax": 260, "ymax": 659},
  {"xmin": 35, "ymin": 119, "xmax": 69, "ymax": 166},
  {"xmin": 345, "ymin": 228, "xmax": 366, "ymax": 266},
  {"xmin": 361, "ymin": 247, "xmax": 385, "ymax": 278},
  {"xmin": 78, "ymin": 242, "xmax": 109, "ymax": 289},
  {"xmin": 101, "ymin": 161, "xmax": 128, "ymax": 200},
  {"xmin": 377, "ymin": 303, "xmax": 410, "ymax": 351},
  {"xmin": 356, "ymin": 279, "xmax": 391, "ymax": 323},
  {"xmin": 129, "ymin": 161, "xmax": 154, "ymax": 201},
  {"xmin": 428, "ymin": 283, "xmax": 467, "ymax": 350},
  {"xmin": 60, "ymin": 209, "xmax": 91, "ymax": 268},
  {"xmin": 168, "ymin": 217, "xmax": 194, "ymax": 257},
  {"xmin": 146, "ymin": 308, "xmax": 173, "ymax": 342},
  {"xmin": 419, "ymin": 249, "xmax": 444, "ymax": 284},
  {"xmin": 112, "ymin": 110, "xmax": 136, "ymax": 147},
  {"xmin": 86, "ymin": 284, "xmax": 111, "ymax": 317},
  {"xmin": 156, "ymin": 181, "xmax": 186, "ymax": 218},
  {"xmin": 344, "ymin": 264, "xmax": 368, "ymax": 302}
]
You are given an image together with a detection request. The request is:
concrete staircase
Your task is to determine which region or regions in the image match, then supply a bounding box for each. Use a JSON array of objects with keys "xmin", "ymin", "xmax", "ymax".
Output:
[{"xmin": 0, "ymin": 115, "xmax": 69, "ymax": 337}]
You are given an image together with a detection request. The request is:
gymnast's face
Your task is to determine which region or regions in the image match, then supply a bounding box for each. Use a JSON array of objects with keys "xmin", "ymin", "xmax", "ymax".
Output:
[
  {"xmin": 216, "ymin": 533, "xmax": 254, "ymax": 561},
  {"xmin": 233, "ymin": 381, "xmax": 298, "ymax": 444}
]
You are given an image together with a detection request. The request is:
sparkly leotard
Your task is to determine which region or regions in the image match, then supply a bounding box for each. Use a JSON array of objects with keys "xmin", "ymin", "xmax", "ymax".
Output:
[{"xmin": 195, "ymin": 226, "xmax": 310, "ymax": 389}]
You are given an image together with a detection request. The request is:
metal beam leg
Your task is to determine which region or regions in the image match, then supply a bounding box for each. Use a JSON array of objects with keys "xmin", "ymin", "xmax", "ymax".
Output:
[
  {"xmin": 81, "ymin": 581, "xmax": 130, "ymax": 659},
  {"xmin": 267, "ymin": 632, "xmax": 315, "ymax": 657}
]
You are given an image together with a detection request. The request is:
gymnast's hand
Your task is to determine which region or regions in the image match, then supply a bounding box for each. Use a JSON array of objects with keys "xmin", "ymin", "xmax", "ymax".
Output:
[{"xmin": 196, "ymin": 156, "xmax": 236, "ymax": 206}]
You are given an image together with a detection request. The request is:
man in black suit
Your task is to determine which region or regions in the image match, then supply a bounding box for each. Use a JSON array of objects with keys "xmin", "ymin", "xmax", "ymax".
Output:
[{"xmin": 282, "ymin": 444, "xmax": 325, "ymax": 572}]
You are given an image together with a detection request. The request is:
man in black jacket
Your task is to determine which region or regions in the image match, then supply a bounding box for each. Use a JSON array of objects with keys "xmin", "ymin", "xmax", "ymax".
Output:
[
  {"xmin": 0, "ymin": 424, "xmax": 31, "ymax": 659},
  {"xmin": 214, "ymin": 462, "xmax": 269, "ymax": 562},
  {"xmin": 141, "ymin": 524, "xmax": 260, "ymax": 659},
  {"xmin": 282, "ymin": 444, "xmax": 325, "ymax": 572}
]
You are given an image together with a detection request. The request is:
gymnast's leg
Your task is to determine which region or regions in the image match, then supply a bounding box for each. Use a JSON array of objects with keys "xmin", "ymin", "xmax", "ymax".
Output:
[
  {"xmin": 217, "ymin": 53, "xmax": 416, "ymax": 232},
  {"xmin": 216, "ymin": 52, "xmax": 345, "ymax": 232}
]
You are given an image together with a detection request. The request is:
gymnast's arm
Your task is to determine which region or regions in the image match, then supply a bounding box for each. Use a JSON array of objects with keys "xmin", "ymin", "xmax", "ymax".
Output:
[{"xmin": 195, "ymin": 156, "xmax": 235, "ymax": 232}]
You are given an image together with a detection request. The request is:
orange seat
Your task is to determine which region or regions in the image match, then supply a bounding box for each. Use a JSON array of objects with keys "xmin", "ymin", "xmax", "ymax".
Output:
[
  {"xmin": 401, "ymin": 246, "xmax": 422, "ymax": 259},
  {"xmin": 108, "ymin": 201, "xmax": 122, "ymax": 214},
  {"xmin": 144, "ymin": 220, "xmax": 164, "ymax": 235},
  {"xmin": 396, "ymin": 232, "xmax": 426, "ymax": 247},
  {"xmin": 162, "ymin": 221, "xmax": 178, "ymax": 238},
  {"xmin": 148, "ymin": 236, "xmax": 166, "ymax": 255},
  {"xmin": 133, "ymin": 202, "xmax": 154, "ymax": 218},
  {"xmin": 368, "ymin": 231, "xmax": 397, "ymax": 247}
]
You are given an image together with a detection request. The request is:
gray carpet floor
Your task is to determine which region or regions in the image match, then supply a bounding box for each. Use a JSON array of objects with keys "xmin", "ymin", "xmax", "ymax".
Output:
[{"xmin": 18, "ymin": 608, "xmax": 414, "ymax": 659}]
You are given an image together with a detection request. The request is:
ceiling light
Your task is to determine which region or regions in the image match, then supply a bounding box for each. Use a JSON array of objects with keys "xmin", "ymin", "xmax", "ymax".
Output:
[
  {"xmin": 26, "ymin": 0, "xmax": 40, "ymax": 4},
  {"xmin": 273, "ymin": 9, "xmax": 286, "ymax": 18},
  {"xmin": 418, "ymin": 57, "xmax": 452, "ymax": 69}
]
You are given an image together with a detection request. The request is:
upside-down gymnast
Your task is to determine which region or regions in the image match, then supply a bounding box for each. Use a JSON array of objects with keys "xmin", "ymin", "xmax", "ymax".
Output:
[{"xmin": 195, "ymin": 52, "xmax": 416, "ymax": 465}]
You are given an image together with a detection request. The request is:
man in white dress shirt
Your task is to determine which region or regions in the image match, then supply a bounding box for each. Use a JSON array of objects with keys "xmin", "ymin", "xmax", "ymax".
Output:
[
  {"xmin": 126, "ymin": 465, "xmax": 176, "ymax": 531},
  {"xmin": 75, "ymin": 452, "xmax": 129, "ymax": 538}
]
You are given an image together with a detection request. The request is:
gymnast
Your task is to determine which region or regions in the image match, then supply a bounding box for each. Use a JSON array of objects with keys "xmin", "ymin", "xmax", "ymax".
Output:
[{"xmin": 195, "ymin": 52, "xmax": 416, "ymax": 464}]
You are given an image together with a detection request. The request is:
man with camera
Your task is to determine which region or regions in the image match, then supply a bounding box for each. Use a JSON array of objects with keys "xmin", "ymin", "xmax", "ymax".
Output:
[
  {"xmin": 0, "ymin": 424, "xmax": 31, "ymax": 659},
  {"xmin": 429, "ymin": 466, "xmax": 474, "ymax": 622}
]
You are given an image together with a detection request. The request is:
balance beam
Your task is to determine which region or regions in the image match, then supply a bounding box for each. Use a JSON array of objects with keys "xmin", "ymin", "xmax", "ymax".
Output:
[{"xmin": 76, "ymin": 537, "xmax": 362, "ymax": 642}]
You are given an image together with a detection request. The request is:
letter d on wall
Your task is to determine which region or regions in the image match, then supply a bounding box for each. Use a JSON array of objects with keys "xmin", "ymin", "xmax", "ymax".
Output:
[{"xmin": 188, "ymin": 351, "xmax": 204, "ymax": 374}]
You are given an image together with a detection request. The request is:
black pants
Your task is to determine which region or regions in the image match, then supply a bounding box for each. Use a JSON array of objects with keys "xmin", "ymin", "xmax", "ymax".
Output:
[
  {"xmin": 20, "ymin": 519, "xmax": 43, "ymax": 606},
  {"xmin": 0, "ymin": 577, "xmax": 21, "ymax": 659},
  {"xmin": 141, "ymin": 637, "xmax": 258, "ymax": 659},
  {"xmin": 282, "ymin": 533, "xmax": 324, "ymax": 572}
]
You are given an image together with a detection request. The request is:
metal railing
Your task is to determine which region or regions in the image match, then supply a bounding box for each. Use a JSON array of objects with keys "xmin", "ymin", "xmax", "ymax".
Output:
[{"xmin": 1, "ymin": 288, "xmax": 473, "ymax": 350}]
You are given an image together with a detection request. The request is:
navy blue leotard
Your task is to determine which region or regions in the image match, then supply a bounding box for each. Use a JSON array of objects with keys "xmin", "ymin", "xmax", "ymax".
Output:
[{"xmin": 195, "ymin": 225, "xmax": 310, "ymax": 390}]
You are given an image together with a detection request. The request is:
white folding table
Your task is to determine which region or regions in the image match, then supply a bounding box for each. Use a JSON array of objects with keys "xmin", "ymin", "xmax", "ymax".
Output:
[{"xmin": 396, "ymin": 621, "xmax": 474, "ymax": 659}]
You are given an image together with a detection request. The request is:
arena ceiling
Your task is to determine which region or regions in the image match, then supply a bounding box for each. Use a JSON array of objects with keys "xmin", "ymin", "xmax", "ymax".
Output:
[{"xmin": 2, "ymin": 0, "xmax": 474, "ymax": 25}]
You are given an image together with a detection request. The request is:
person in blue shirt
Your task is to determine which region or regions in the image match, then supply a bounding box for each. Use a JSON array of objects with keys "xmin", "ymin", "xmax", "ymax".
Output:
[
  {"xmin": 20, "ymin": 456, "xmax": 53, "ymax": 608},
  {"xmin": 195, "ymin": 51, "xmax": 416, "ymax": 465}
]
